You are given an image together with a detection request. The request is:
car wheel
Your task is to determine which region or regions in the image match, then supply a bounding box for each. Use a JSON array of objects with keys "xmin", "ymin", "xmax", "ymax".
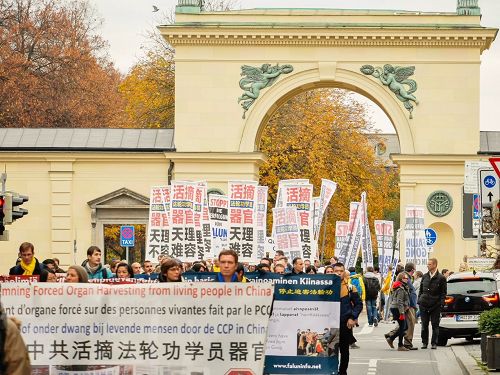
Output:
[{"xmin": 437, "ymin": 334, "xmax": 448, "ymax": 346}]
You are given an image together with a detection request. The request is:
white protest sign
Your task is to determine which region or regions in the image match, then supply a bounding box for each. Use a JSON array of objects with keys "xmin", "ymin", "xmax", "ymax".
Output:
[
  {"xmin": 272, "ymin": 207, "xmax": 302, "ymax": 260},
  {"xmin": 360, "ymin": 192, "xmax": 374, "ymax": 270},
  {"xmin": 343, "ymin": 202, "xmax": 362, "ymax": 269},
  {"xmin": 208, "ymin": 194, "xmax": 229, "ymax": 258},
  {"xmin": 404, "ymin": 205, "xmax": 428, "ymax": 272},
  {"xmin": 334, "ymin": 221, "xmax": 350, "ymax": 259},
  {"xmin": 374, "ymin": 220, "xmax": 394, "ymax": 277},
  {"xmin": 228, "ymin": 181, "xmax": 258, "ymax": 263},
  {"xmin": 256, "ymin": 186, "xmax": 268, "ymax": 259},
  {"xmin": 146, "ymin": 186, "xmax": 170, "ymax": 262}
]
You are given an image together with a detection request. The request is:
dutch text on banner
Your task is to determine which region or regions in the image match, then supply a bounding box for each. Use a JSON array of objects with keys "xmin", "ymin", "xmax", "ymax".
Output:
[
  {"xmin": 244, "ymin": 273, "xmax": 341, "ymax": 375},
  {"xmin": 314, "ymin": 179, "xmax": 337, "ymax": 243},
  {"xmin": 228, "ymin": 180, "xmax": 258, "ymax": 263},
  {"xmin": 146, "ymin": 186, "xmax": 170, "ymax": 262},
  {"xmin": 334, "ymin": 221, "xmax": 349, "ymax": 259},
  {"xmin": 1, "ymin": 283, "xmax": 273, "ymax": 374},
  {"xmin": 272, "ymin": 207, "xmax": 302, "ymax": 260},
  {"xmin": 170, "ymin": 181, "xmax": 198, "ymax": 262},
  {"xmin": 281, "ymin": 184, "xmax": 315, "ymax": 261},
  {"xmin": 256, "ymin": 186, "xmax": 269, "ymax": 259},
  {"xmin": 360, "ymin": 192, "xmax": 374, "ymax": 270},
  {"xmin": 374, "ymin": 220, "xmax": 394, "ymax": 277},
  {"xmin": 404, "ymin": 205, "xmax": 429, "ymax": 272},
  {"xmin": 208, "ymin": 194, "xmax": 229, "ymax": 258}
]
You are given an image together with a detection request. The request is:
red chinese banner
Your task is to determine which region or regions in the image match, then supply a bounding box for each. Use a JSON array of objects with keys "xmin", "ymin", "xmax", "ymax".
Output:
[{"xmin": 228, "ymin": 181, "xmax": 258, "ymax": 263}]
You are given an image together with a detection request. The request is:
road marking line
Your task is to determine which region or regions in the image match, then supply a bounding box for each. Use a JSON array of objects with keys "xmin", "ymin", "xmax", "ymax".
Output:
[
  {"xmin": 358, "ymin": 323, "xmax": 375, "ymax": 335},
  {"xmin": 367, "ymin": 358, "xmax": 378, "ymax": 374}
]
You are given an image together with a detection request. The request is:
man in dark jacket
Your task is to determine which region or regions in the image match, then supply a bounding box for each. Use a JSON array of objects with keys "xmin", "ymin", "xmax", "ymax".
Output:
[
  {"xmin": 9, "ymin": 242, "xmax": 43, "ymax": 276},
  {"xmin": 418, "ymin": 258, "xmax": 447, "ymax": 349},
  {"xmin": 333, "ymin": 263, "xmax": 363, "ymax": 375}
]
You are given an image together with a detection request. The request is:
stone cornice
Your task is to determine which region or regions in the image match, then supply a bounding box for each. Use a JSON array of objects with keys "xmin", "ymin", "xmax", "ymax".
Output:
[
  {"xmin": 391, "ymin": 154, "xmax": 488, "ymax": 165},
  {"xmin": 162, "ymin": 27, "xmax": 497, "ymax": 52}
]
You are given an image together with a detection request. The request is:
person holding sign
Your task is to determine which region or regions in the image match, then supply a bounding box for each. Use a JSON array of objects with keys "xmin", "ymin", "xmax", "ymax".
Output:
[
  {"xmin": 216, "ymin": 249, "xmax": 239, "ymax": 282},
  {"xmin": 333, "ymin": 263, "xmax": 363, "ymax": 375}
]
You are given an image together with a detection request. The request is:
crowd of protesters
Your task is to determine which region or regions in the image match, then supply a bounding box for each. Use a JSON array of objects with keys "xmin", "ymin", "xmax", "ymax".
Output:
[{"xmin": 5, "ymin": 241, "xmax": 499, "ymax": 375}]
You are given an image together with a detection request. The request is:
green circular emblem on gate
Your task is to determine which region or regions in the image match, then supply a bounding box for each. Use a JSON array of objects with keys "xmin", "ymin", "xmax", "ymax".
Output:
[{"xmin": 427, "ymin": 190, "xmax": 453, "ymax": 217}]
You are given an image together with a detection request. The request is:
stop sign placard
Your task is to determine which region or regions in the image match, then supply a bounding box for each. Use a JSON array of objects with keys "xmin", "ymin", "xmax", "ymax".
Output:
[{"xmin": 224, "ymin": 369, "xmax": 254, "ymax": 375}]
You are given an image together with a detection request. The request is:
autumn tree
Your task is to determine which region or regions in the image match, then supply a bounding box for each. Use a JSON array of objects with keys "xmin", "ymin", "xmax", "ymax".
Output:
[
  {"xmin": 259, "ymin": 88, "xmax": 400, "ymax": 258},
  {"xmin": 119, "ymin": 0, "xmax": 239, "ymax": 129},
  {"xmin": 0, "ymin": 0, "xmax": 127, "ymax": 128}
]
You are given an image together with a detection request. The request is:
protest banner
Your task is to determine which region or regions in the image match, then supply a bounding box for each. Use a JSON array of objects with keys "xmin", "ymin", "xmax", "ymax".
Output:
[
  {"xmin": 208, "ymin": 194, "xmax": 229, "ymax": 258},
  {"xmin": 194, "ymin": 183, "xmax": 206, "ymax": 261},
  {"xmin": 342, "ymin": 202, "xmax": 362, "ymax": 269},
  {"xmin": 228, "ymin": 181, "xmax": 259, "ymax": 263},
  {"xmin": 169, "ymin": 181, "xmax": 199, "ymax": 262},
  {"xmin": 245, "ymin": 273, "xmax": 341, "ymax": 375},
  {"xmin": 312, "ymin": 197, "xmax": 321, "ymax": 242},
  {"xmin": 374, "ymin": 220, "xmax": 394, "ymax": 277},
  {"xmin": 1, "ymin": 283, "xmax": 273, "ymax": 374},
  {"xmin": 281, "ymin": 183, "xmax": 315, "ymax": 260},
  {"xmin": 360, "ymin": 192, "xmax": 374, "ymax": 270},
  {"xmin": 314, "ymin": 180, "xmax": 337, "ymax": 243},
  {"xmin": 0, "ymin": 275, "xmax": 40, "ymax": 282},
  {"xmin": 265, "ymin": 236, "xmax": 276, "ymax": 258},
  {"xmin": 272, "ymin": 207, "xmax": 302, "ymax": 260},
  {"xmin": 197, "ymin": 182, "xmax": 212, "ymax": 259},
  {"xmin": 256, "ymin": 186, "xmax": 269, "ymax": 259},
  {"xmin": 275, "ymin": 179, "xmax": 310, "ymax": 209},
  {"xmin": 334, "ymin": 221, "xmax": 349, "ymax": 259},
  {"xmin": 404, "ymin": 205, "xmax": 429, "ymax": 272},
  {"xmin": 145, "ymin": 186, "xmax": 170, "ymax": 262}
]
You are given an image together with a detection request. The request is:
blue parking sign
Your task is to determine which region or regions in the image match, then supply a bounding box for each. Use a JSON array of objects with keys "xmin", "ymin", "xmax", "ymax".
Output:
[
  {"xmin": 425, "ymin": 228, "xmax": 437, "ymax": 246},
  {"xmin": 120, "ymin": 225, "xmax": 135, "ymax": 247}
]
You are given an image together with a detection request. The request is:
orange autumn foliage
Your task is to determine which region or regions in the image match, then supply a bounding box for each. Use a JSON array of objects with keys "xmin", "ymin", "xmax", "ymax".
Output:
[
  {"xmin": 0, "ymin": 0, "xmax": 127, "ymax": 128},
  {"xmin": 259, "ymin": 88, "xmax": 400, "ymax": 258}
]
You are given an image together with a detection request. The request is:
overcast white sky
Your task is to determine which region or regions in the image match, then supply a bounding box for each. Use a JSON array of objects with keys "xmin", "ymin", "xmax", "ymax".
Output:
[{"xmin": 89, "ymin": 0, "xmax": 500, "ymax": 133}]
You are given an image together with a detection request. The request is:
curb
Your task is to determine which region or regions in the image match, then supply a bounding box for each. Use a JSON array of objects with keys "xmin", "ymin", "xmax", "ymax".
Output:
[{"xmin": 451, "ymin": 345, "xmax": 486, "ymax": 375}]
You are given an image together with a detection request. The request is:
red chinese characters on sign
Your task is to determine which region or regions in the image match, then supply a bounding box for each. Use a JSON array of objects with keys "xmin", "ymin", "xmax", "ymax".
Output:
[{"xmin": 228, "ymin": 181, "xmax": 258, "ymax": 263}]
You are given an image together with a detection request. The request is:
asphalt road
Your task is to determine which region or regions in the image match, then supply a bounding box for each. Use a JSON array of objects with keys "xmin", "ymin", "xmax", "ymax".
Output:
[{"xmin": 345, "ymin": 313, "xmax": 479, "ymax": 375}]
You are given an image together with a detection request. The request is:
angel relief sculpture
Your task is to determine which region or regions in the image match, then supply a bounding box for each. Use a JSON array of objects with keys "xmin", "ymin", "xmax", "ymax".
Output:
[
  {"xmin": 361, "ymin": 64, "xmax": 418, "ymax": 119},
  {"xmin": 238, "ymin": 64, "xmax": 293, "ymax": 119}
]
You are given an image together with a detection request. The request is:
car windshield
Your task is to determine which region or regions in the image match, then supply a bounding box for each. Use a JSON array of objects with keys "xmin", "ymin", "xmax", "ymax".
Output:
[{"xmin": 447, "ymin": 278, "xmax": 496, "ymax": 294}]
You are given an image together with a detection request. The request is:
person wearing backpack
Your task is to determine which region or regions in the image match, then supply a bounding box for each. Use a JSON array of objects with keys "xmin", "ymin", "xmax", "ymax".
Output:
[
  {"xmin": 363, "ymin": 266, "xmax": 381, "ymax": 327},
  {"xmin": 81, "ymin": 246, "xmax": 113, "ymax": 280}
]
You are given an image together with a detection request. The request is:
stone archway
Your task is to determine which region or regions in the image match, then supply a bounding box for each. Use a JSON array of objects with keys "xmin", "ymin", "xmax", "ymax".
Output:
[
  {"xmin": 239, "ymin": 67, "xmax": 414, "ymax": 154},
  {"xmin": 162, "ymin": 3, "xmax": 497, "ymax": 267}
]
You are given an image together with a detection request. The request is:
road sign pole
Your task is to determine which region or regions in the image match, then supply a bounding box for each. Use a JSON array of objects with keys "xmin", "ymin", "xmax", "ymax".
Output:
[
  {"xmin": 126, "ymin": 246, "xmax": 130, "ymax": 263},
  {"xmin": 413, "ymin": 211, "xmax": 416, "ymax": 266},
  {"xmin": 477, "ymin": 169, "xmax": 483, "ymax": 256}
]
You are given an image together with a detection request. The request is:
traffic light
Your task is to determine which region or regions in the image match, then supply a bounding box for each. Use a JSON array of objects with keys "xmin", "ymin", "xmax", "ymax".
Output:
[
  {"xmin": 0, "ymin": 193, "xmax": 5, "ymax": 235},
  {"xmin": 4, "ymin": 192, "xmax": 29, "ymax": 224}
]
